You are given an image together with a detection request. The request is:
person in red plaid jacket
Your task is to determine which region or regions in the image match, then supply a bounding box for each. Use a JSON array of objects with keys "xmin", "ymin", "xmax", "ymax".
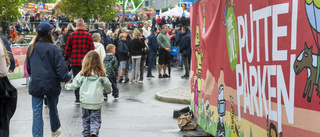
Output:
[{"xmin": 65, "ymin": 18, "xmax": 95, "ymax": 104}]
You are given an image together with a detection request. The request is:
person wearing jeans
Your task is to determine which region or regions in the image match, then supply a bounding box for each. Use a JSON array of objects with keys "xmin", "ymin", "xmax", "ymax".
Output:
[
  {"xmin": 32, "ymin": 95, "xmax": 60, "ymax": 136},
  {"xmin": 26, "ymin": 23, "xmax": 71, "ymax": 137},
  {"xmin": 147, "ymin": 28, "xmax": 158, "ymax": 77}
]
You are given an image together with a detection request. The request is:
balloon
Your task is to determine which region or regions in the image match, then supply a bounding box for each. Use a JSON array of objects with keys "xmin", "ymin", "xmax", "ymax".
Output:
[{"xmin": 305, "ymin": 0, "xmax": 320, "ymax": 33}]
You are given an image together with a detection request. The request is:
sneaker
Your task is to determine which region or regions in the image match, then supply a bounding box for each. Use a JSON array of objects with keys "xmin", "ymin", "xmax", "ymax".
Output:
[
  {"xmin": 118, "ymin": 78, "xmax": 123, "ymax": 83},
  {"xmin": 114, "ymin": 96, "xmax": 119, "ymax": 99},
  {"xmin": 146, "ymin": 75, "xmax": 154, "ymax": 78},
  {"xmin": 124, "ymin": 78, "xmax": 130, "ymax": 83},
  {"xmin": 51, "ymin": 128, "xmax": 61, "ymax": 137},
  {"xmin": 139, "ymin": 80, "xmax": 143, "ymax": 83},
  {"xmin": 163, "ymin": 74, "xmax": 170, "ymax": 78},
  {"xmin": 159, "ymin": 74, "xmax": 163, "ymax": 78},
  {"xmin": 90, "ymin": 132, "xmax": 97, "ymax": 137},
  {"xmin": 104, "ymin": 95, "xmax": 108, "ymax": 101},
  {"xmin": 75, "ymin": 100, "xmax": 81, "ymax": 105},
  {"xmin": 181, "ymin": 74, "xmax": 190, "ymax": 79}
]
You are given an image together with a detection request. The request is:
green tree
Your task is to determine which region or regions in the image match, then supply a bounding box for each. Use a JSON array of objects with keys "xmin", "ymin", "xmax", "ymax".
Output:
[
  {"xmin": 59, "ymin": 0, "xmax": 117, "ymax": 22},
  {"xmin": 0, "ymin": 0, "xmax": 22, "ymax": 21}
]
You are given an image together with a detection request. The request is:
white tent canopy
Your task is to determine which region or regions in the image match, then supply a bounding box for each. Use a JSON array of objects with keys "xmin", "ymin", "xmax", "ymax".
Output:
[{"xmin": 160, "ymin": 7, "xmax": 190, "ymax": 18}]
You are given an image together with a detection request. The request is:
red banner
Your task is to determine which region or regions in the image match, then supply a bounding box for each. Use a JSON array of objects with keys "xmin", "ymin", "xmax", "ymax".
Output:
[{"xmin": 190, "ymin": 0, "xmax": 320, "ymax": 136}]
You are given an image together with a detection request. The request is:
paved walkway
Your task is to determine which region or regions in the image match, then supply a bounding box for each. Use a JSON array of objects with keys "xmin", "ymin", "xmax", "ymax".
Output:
[{"xmin": 155, "ymin": 87, "xmax": 191, "ymax": 104}]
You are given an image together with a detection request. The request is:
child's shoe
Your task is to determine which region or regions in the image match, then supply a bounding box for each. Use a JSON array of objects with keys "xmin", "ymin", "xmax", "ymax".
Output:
[{"xmin": 51, "ymin": 128, "xmax": 61, "ymax": 137}]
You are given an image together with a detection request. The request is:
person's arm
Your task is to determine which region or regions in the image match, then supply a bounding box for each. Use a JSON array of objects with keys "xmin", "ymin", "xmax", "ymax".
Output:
[
  {"xmin": 26, "ymin": 47, "xmax": 31, "ymax": 75},
  {"xmin": 101, "ymin": 77, "xmax": 112, "ymax": 94},
  {"xmin": 88, "ymin": 34, "xmax": 95, "ymax": 50},
  {"xmin": 54, "ymin": 46, "xmax": 71, "ymax": 82},
  {"xmin": 152, "ymin": 36, "xmax": 157, "ymax": 51},
  {"xmin": 180, "ymin": 36, "xmax": 186, "ymax": 52},
  {"xmin": 175, "ymin": 31, "xmax": 181, "ymax": 45},
  {"xmin": 3, "ymin": 37, "xmax": 15, "ymax": 72},
  {"xmin": 65, "ymin": 72, "xmax": 83, "ymax": 90}
]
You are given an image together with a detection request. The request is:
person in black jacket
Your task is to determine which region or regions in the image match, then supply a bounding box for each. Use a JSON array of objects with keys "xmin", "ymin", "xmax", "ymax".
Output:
[
  {"xmin": 161, "ymin": 16, "xmax": 167, "ymax": 26},
  {"xmin": 180, "ymin": 26, "xmax": 191, "ymax": 79},
  {"xmin": 152, "ymin": 16, "xmax": 156, "ymax": 29},
  {"xmin": 25, "ymin": 22, "xmax": 71, "ymax": 137},
  {"xmin": 118, "ymin": 33, "xmax": 130, "ymax": 83},
  {"xmin": 128, "ymin": 30, "xmax": 145, "ymax": 83},
  {"xmin": 181, "ymin": 15, "xmax": 187, "ymax": 26}
]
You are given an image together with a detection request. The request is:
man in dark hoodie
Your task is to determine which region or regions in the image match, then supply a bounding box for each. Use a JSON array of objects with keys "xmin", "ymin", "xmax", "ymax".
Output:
[{"xmin": 180, "ymin": 26, "xmax": 191, "ymax": 79}]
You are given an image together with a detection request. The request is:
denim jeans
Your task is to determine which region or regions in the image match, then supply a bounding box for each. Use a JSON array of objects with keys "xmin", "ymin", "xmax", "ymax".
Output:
[
  {"xmin": 147, "ymin": 52, "xmax": 157, "ymax": 76},
  {"xmin": 82, "ymin": 108, "xmax": 101, "ymax": 137},
  {"xmin": 177, "ymin": 46, "xmax": 183, "ymax": 67},
  {"xmin": 32, "ymin": 95, "xmax": 60, "ymax": 137}
]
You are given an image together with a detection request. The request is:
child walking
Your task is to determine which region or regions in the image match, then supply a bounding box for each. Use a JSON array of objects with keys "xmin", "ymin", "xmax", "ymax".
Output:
[
  {"xmin": 65, "ymin": 51, "xmax": 112, "ymax": 137},
  {"xmin": 117, "ymin": 33, "xmax": 130, "ymax": 83},
  {"xmin": 103, "ymin": 44, "xmax": 119, "ymax": 99}
]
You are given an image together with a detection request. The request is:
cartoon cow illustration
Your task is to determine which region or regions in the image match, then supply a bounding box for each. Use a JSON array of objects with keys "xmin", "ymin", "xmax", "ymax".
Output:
[{"xmin": 294, "ymin": 42, "xmax": 320, "ymax": 102}]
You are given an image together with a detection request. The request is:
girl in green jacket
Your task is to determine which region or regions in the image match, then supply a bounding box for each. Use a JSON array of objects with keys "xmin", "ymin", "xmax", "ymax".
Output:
[{"xmin": 65, "ymin": 51, "xmax": 112, "ymax": 137}]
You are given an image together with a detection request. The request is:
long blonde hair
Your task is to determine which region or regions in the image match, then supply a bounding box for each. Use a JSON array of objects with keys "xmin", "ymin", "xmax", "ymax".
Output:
[
  {"xmin": 1, "ymin": 38, "xmax": 10, "ymax": 64},
  {"xmin": 80, "ymin": 51, "xmax": 106, "ymax": 77},
  {"xmin": 133, "ymin": 29, "xmax": 141, "ymax": 39}
]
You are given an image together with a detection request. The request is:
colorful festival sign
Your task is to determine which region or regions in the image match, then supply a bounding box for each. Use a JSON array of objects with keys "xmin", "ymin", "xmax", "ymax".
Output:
[
  {"xmin": 7, "ymin": 46, "xmax": 28, "ymax": 80},
  {"xmin": 190, "ymin": 0, "xmax": 320, "ymax": 136}
]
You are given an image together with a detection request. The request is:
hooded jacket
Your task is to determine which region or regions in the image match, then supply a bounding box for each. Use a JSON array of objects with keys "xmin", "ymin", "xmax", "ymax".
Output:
[
  {"xmin": 104, "ymin": 53, "xmax": 118, "ymax": 77},
  {"xmin": 26, "ymin": 40, "xmax": 71, "ymax": 96},
  {"xmin": 94, "ymin": 42, "xmax": 106, "ymax": 61},
  {"xmin": 65, "ymin": 72, "xmax": 112, "ymax": 110}
]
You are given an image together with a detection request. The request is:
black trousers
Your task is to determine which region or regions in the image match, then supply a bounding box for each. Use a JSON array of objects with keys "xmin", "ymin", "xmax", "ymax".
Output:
[{"xmin": 72, "ymin": 66, "xmax": 82, "ymax": 101}]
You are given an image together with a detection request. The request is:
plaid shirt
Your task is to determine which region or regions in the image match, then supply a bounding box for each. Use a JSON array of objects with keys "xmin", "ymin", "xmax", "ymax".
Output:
[{"xmin": 65, "ymin": 29, "xmax": 94, "ymax": 66}]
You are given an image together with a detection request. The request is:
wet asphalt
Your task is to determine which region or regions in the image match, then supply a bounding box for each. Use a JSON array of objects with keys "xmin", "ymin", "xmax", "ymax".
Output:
[{"xmin": 9, "ymin": 67, "xmax": 200, "ymax": 137}]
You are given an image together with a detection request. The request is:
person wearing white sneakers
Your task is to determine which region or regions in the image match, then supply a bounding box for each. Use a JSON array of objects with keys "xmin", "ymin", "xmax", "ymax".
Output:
[{"xmin": 26, "ymin": 22, "xmax": 71, "ymax": 137}]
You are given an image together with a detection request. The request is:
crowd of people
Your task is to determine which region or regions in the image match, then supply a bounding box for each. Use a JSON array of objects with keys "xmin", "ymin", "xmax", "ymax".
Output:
[{"xmin": 0, "ymin": 14, "xmax": 191, "ymax": 136}]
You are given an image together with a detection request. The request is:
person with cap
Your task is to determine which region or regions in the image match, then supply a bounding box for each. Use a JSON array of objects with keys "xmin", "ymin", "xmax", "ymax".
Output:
[
  {"xmin": 65, "ymin": 18, "xmax": 95, "ymax": 104},
  {"xmin": 25, "ymin": 22, "xmax": 72, "ymax": 137},
  {"xmin": 147, "ymin": 27, "xmax": 158, "ymax": 77}
]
